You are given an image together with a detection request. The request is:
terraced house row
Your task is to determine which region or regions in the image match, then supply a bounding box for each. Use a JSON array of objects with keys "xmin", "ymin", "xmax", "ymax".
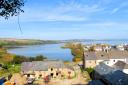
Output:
[{"xmin": 21, "ymin": 60, "xmax": 75, "ymax": 79}]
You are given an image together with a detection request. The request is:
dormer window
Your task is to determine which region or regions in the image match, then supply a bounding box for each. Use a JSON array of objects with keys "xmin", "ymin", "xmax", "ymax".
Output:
[{"xmin": 101, "ymin": 55, "xmax": 104, "ymax": 57}]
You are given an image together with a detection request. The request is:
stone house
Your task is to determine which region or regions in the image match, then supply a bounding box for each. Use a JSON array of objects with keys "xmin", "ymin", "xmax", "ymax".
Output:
[{"xmin": 21, "ymin": 60, "xmax": 75, "ymax": 79}]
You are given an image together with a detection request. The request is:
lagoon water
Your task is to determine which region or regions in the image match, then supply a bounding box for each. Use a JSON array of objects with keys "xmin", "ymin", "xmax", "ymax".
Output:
[
  {"xmin": 8, "ymin": 44, "xmax": 73, "ymax": 61},
  {"xmin": 7, "ymin": 40, "xmax": 128, "ymax": 61}
]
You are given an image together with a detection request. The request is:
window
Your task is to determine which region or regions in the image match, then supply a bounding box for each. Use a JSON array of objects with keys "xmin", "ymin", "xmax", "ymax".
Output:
[
  {"xmin": 113, "ymin": 60, "xmax": 115, "ymax": 62},
  {"xmin": 101, "ymin": 55, "xmax": 104, "ymax": 57},
  {"xmin": 27, "ymin": 74, "xmax": 30, "ymax": 77},
  {"xmin": 56, "ymin": 73, "xmax": 58, "ymax": 76},
  {"xmin": 107, "ymin": 62, "xmax": 109, "ymax": 64},
  {"xmin": 50, "ymin": 73, "xmax": 54, "ymax": 77},
  {"xmin": 51, "ymin": 68, "xmax": 53, "ymax": 71},
  {"xmin": 39, "ymin": 74, "xmax": 42, "ymax": 77}
]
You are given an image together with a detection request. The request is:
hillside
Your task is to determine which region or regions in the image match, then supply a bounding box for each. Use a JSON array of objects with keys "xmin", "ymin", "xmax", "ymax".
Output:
[
  {"xmin": 0, "ymin": 38, "xmax": 59, "ymax": 46},
  {"xmin": 0, "ymin": 47, "xmax": 13, "ymax": 63}
]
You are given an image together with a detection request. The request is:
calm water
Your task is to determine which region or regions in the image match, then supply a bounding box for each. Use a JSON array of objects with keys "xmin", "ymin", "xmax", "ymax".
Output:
[
  {"xmin": 7, "ymin": 40, "xmax": 128, "ymax": 61},
  {"xmin": 8, "ymin": 44, "xmax": 73, "ymax": 61}
]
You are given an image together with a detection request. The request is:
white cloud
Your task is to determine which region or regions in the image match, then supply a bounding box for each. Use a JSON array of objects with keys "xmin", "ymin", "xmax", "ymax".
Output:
[
  {"xmin": 16, "ymin": 0, "xmax": 105, "ymax": 22},
  {"xmin": 111, "ymin": 8, "xmax": 120, "ymax": 14},
  {"xmin": 1, "ymin": 0, "xmax": 127, "ymax": 22},
  {"xmin": 111, "ymin": 1, "xmax": 128, "ymax": 14}
]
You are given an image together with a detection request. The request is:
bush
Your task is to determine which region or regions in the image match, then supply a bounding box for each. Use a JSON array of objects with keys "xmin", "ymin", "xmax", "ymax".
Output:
[
  {"xmin": 12, "ymin": 55, "xmax": 29, "ymax": 64},
  {"xmin": 86, "ymin": 68, "xmax": 94, "ymax": 74},
  {"xmin": 12, "ymin": 55, "xmax": 47, "ymax": 64},
  {"xmin": 34, "ymin": 55, "xmax": 47, "ymax": 61}
]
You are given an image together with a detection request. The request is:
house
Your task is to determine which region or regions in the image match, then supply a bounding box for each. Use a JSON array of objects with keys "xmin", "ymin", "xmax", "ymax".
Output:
[
  {"xmin": 21, "ymin": 60, "xmax": 75, "ymax": 79},
  {"xmin": 83, "ymin": 49, "xmax": 128, "ymax": 68},
  {"xmin": 104, "ymin": 70, "xmax": 128, "ymax": 85},
  {"xmin": 124, "ymin": 45, "xmax": 128, "ymax": 51},
  {"xmin": 113, "ymin": 61, "xmax": 128, "ymax": 74},
  {"xmin": 93, "ymin": 44, "xmax": 111, "ymax": 52},
  {"xmin": 84, "ymin": 46, "xmax": 90, "ymax": 51},
  {"xmin": 89, "ymin": 63, "xmax": 113, "ymax": 85},
  {"xmin": 116, "ymin": 44, "xmax": 125, "ymax": 51},
  {"xmin": 91, "ymin": 63, "xmax": 128, "ymax": 85}
]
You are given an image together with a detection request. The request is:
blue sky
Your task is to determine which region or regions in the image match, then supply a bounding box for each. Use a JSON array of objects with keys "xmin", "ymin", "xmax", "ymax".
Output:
[{"xmin": 0, "ymin": 0, "xmax": 128, "ymax": 40}]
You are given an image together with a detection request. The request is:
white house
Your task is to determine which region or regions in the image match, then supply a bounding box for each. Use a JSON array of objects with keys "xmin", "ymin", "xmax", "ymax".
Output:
[
  {"xmin": 93, "ymin": 44, "xmax": 111, "ymax": 52},
  {"xmin": 83, "ymin": 49, "xmax": 128, "ymax": 68},
  {"xmin": 113, "ymin": 61, "xmax": 128, "ymax": 74},
  {"xmin": 116, "ymin": 45, "xmax": 125, "ymax": 51}
]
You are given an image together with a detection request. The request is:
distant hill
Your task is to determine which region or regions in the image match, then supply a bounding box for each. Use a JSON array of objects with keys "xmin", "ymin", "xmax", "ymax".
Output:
[
  {"xmin": 59, "ymin": 39, "xmax": 94, "ymax": 43},
  {"xmin": 0, "ymin": 38, "xmax": 128, "ymax": 46},
  {"xmin": 0, "ymin": 38, "xmax": 59, "ymax": 46},
  {"xmin": 0, "ymin": 38, "xmax": 93, "ymax": 46}
]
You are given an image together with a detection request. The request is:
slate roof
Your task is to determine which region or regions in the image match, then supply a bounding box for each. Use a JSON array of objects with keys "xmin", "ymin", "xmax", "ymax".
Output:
[
  {"xmin": 94, "ymin": 63, "xmax": 128, "ymax": 85},
  {"xmin": 84, "ymin": 49, "xmax": 128, "ymax": 60},
  {"xmin": 85, "ymin": 52, "xmax": 109, "ymax": 60},
  {"xmin": 88, "ymin": 80, "xmax": 105, "ymax": 85},
  {"xmin": 104, "ymin": 70, "xmax": 128, "ymax": 85},
  {"xmin": 94, "ymin": 63, "xmax": 114, "ymax": 75},
  {"xmin": 21, "ymin": 60, "xmax": 71, "ymax": 72}
]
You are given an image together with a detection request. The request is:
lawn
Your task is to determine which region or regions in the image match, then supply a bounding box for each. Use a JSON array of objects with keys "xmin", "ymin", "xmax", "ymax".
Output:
[{"xmin": 0, "ymin": 64, "xmax": 21, "ymax": 77}]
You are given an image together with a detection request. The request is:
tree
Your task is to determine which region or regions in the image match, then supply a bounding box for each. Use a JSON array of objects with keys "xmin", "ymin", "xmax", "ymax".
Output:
[
  {"xmin": 0, "ymin": 45, "xmax": 3, "ymax": 48},
  {"xmin": 35, "ymin": 55, "xmax": 47, "ymax": 61},
  {"xmin": 0, "ymin": 0, "xmax": 24, "ymax": 19},
  {"xmin": 12, "ymin": 55, "xmax": 28, "ymax": 64},
  {"xmin": 89, "ymin": 46, "xmax": 95, "ymax": 52}
]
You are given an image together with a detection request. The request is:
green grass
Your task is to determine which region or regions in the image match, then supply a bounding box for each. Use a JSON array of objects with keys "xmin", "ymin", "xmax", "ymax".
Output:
[
  {"xmin": 82, "ymin": 71, "xmax": 91, "ymax": 81},
  {"xmin": 0, "ymin": 64, "xmax": 21, "ymax": 77}
]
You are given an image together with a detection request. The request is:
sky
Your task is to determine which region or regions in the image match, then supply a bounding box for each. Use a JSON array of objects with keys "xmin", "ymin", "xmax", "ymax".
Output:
[{"xmin": 0, "ymin": 0, "xmax": 128, "ymax": 40}]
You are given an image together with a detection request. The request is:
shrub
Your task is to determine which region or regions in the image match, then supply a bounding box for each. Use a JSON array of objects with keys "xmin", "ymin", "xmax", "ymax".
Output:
[{"xmin": 86, "ymin": 67, "xmax": 94, "ymax": 74}]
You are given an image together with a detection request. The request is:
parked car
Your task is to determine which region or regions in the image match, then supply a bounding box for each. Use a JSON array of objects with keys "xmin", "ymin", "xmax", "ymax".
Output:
[{"xmin": 27, "ymin": 78, "xmax": 35, "ymax": 84}]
